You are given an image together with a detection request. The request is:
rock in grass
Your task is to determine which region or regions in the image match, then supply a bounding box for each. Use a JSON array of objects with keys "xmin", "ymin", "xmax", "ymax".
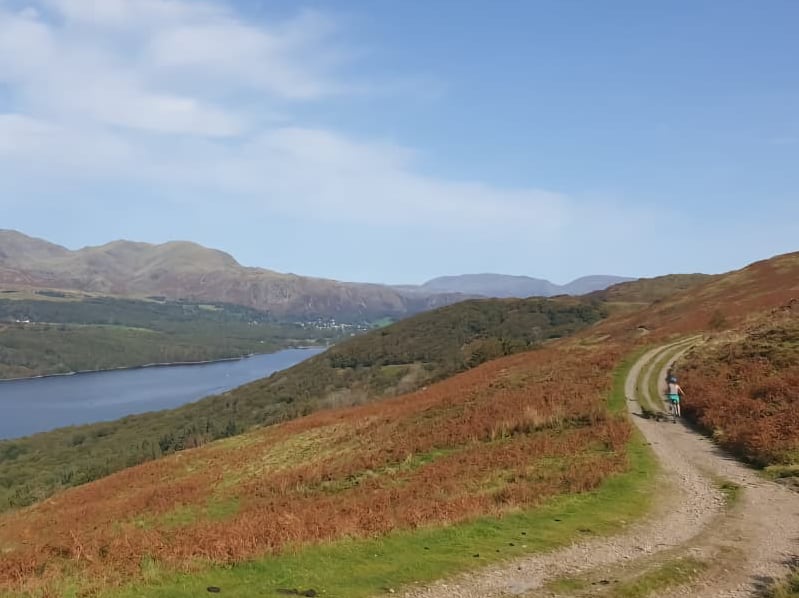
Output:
[{"xmin": 207, "ymin": 587, "xmax": 221, "ymax": 593}]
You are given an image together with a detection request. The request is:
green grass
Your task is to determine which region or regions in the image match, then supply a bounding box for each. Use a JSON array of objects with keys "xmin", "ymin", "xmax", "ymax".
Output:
[
  {"xmin": 541, "ymin": 555, "xmax": 708, "ymax": 598},
  {"xmin": 137, "ymin": 497, "xmax": 242, "ymax": 530},
  {"xmin": 606, "ymin": 556, "xmax": 708, "ymax": 598},
  {"xmin": 766, "ymin": 571, "xmax": 799, "ymax": 598},
  {"xmin": 547, "ymin": 576, "xmax": 591, "ymax": 593},
  {"xmin": 646, "ymin": 337, "xmax": 699, "ymax": 397},
  {"xmin": 104, "ymin": 443, "xmax": 655, "ymax": 598},
  {"xmin": 636, "ymin": 349, "xmax": 660, "ymax": 416},
  {"xmin": 371, "ymin": 317, "xmax": 395, "ymax": 328},
  {"xmin": 609, "ymin": 348, "xmax": 648, "ymax": 414},
  {"xmin": 636, "ymin": 338, "xmax": 699, "ymax": 417},
  {"xmin": 715, "ymin": 479, "xmax": 742, "ymax": 506},
  {"xmin": 80, "ymin": 353, "xmax": 659, "ymax": 598},
  {"xmin": 631, "ymin": 344, "xmax": 676, "ymax": 416},
  {"xmin": 646, "ymin": 346, "xmax": 678, "ymax": 413},
  {"xmin": 764, "ymin": 464, "xmax": 799, "ymax": 482}
]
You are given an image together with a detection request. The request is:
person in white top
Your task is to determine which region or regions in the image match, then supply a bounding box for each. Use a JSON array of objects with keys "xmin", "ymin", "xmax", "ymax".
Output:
[{"xmin": 666, "ymin": 376, "xmax": 685, "ymax": 417}]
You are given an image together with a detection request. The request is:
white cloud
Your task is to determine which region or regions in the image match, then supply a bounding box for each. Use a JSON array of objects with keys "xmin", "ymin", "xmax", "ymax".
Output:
[
  {"xmin": 41, "ymin": 0, "xmax": 220, "ymax": 28},
  {"xmin": 0, "ymin": 0, "xmax": 340, "ymax": 137},
  {"xmin": 0, "ymin": 113, "xmax": 136, "ymax": 174},
  {"xmin": 225, "ymin": 127, "xmax": 571, "ymax": 232},
  {"xmin": 0, "ymin": 0, "xmax": 641, "ymax": 247},
  {"xmin": 144, "ymin": 10, "xmax": 341, "ymax": 99},
  {"xmin": 0, "ymin": 114, "xmax": 56, "ymax": 155}
]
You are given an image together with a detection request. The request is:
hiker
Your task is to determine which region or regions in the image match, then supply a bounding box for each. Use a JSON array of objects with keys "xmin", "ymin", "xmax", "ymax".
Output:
[
  {"xmin": 665, "ymin": 364, "xmax": 676, "ymax": 386},
  {"xmin": 666, "ymin": 376, "xmax": 685, "ymax": 417}
]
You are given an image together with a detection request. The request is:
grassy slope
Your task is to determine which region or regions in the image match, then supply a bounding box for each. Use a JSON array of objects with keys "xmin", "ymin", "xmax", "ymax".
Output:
[
  {"xmin": 0, "ymin": 296, "xmax": 605, "ymax": 510},
  {"xmin": 0, "ymin": 296, "xmax": 341, "ymax": 379},
  {"xmin": 112, "ymin": 447, "xmax": 656, "ymax": 598},
  {"xmin": 0, "ymin": 336, "xmax": 654, "ymax": 597}
]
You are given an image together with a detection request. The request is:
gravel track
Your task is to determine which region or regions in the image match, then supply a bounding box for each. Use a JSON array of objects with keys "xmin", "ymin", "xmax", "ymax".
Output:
[{"xmin": 400, "ymin": 342, "xmax": 799, "ymax": 598}]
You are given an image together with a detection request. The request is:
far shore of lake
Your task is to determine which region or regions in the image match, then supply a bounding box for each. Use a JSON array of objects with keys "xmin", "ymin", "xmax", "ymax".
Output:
[{"xmin": 0, "ymin": 345, "xmax": 326, "ymax": 383}]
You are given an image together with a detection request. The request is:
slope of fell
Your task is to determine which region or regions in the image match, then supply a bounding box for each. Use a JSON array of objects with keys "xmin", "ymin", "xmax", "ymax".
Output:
[
  {"xmin": 592, "ymin": 273, "xmax": 715, "ymax": 306},
  {"xmin": 559, "ymin": 274, "xmax": 637, "ymax": 296},
  {"xmin": 385, "ymin": 255, "xmax": 799, "ymax": 598},
  {"xmin": 590, "ymin": 251, "xmax": 799, "ymax": 340},
  {"xmin": 0, "ymin": 296, "xmax": 606, "ymax": 510},
  {"xmin": 0, "ymin": 230, "xmax": 70, "ymax": 267},
  {"xmin": 420, "ymin": 273, "xmax": 558, "ymax": 297},
  {"xmin": 678, "ymin": 301, "xmax": 799, "ymax": 471},
  {"xmin": 0, "ymin": 340, "xmax": 630, "ymax": 596},
  {"xmin": 0, "ymin": 251, "xmax": 797, "ymax": 596}
]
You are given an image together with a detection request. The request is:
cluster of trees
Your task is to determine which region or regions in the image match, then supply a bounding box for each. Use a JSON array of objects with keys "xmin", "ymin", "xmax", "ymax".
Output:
[{"xmin": 326, "ymin": 297, "xmax": 605, "ymax": 370}]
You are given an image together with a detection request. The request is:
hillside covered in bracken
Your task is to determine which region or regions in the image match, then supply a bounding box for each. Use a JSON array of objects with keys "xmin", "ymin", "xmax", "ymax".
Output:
[
  {"xmin": 0, "ymin": 296, "xmax": 605, "ymax": 511},
  {"xmin": 0, "ymin": 250, "xmax": 796, "ymax": 597},
  {"xmin": 593, "ymin": 251, "xmax": 799, "ymax": 340},
  {"xmin": 679, "ymin": 301, "xmax": 799, "ymax": 471},
  {"xmin": 0, "ymin": 341, "xmax": 629, "ymax": 595}
]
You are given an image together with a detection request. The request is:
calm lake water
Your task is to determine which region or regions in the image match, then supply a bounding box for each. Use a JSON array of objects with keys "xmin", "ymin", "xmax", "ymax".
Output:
[{"xmin": 0, "ymin": 348, "xmax": 324, "ymax": 440}]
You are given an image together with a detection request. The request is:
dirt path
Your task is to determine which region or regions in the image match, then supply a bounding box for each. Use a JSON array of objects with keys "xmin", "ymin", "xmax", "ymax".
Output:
[{"xmin": 401, "ymin": 341, "xmax": 799, "ymax": 598}]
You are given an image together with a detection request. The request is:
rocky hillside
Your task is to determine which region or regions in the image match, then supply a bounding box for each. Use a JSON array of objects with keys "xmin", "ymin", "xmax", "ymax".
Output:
[{"xmin": 0, "ymin": 230, "xmax": 463, "ymax": 320}]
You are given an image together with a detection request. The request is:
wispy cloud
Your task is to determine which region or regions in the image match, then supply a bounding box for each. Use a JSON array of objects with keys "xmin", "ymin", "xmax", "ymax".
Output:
[
  {"xmin": 0, "ymin": 0, "xmax": 646, "ymax": 256},
  {"xmin": 0, "ymin": 1, "xmax": 339, "ymax": 136}
]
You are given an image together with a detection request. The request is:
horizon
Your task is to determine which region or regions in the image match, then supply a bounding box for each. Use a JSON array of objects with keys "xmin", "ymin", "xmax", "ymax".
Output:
[
  {"xmin": 1, "ymin": 1, "xmax": 797, "ymax": 284},
  {"xmin": 4, "ymin": 226, "xmax": 784, "ymax": 288}
]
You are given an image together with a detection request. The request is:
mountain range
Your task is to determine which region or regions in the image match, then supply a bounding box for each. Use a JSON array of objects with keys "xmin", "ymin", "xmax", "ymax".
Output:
[
  {"xmin": 0, "ymin": 230, "xmax": 633, "ymax": 320},
  {"xmin": 403, "ymin": 273, "xmax": 635, "ymax": 298}
]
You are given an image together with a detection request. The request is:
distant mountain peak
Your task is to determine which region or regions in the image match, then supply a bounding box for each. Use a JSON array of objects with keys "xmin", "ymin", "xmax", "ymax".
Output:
[
  {"xmin": 0, "ymin": 230, "xmax": 465, "ymax": 320},
  {"xmin": 84, "ymin": 239, "xmax": 242, "ymax": 271},
  {"xmin": 417, "ymin": 273, "xmax": 634, "ymax": 298}
]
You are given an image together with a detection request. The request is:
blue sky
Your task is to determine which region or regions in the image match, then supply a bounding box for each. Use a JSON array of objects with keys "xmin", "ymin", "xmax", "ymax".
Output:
[{"xmin": 1, "ymin": 0, "xmax": 797, "ymax": 284}]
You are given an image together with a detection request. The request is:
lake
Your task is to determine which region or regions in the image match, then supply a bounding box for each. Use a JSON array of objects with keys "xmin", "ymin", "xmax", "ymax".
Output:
[{"xmin": 0, "ymin": 347, "xmax": 324, "ymax": 440}]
